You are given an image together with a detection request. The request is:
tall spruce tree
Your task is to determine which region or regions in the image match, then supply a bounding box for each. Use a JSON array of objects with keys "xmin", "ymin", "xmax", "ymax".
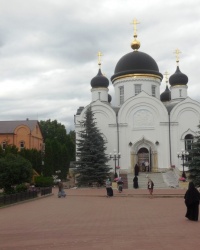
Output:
[
  {"xmin": 75, "ymin": 106, "xmax": 111, "ymax": 186},
  {"xmin": 188, "ymin": 124, "xmax": 200, "ymax": 187}
]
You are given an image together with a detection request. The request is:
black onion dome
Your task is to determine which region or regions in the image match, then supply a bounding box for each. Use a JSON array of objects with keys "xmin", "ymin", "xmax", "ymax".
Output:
[
  {"xmin": 169, "ymin": 66, "xmax": 188, "ymax": 86},
  {"xmin": 111, "ymin": 51, "xmax": 163, "ymax": 82},
  {"xmin": 91, "ymin": 69, "xmax": 109, "ymax": 88},
  {"xmin": 160, "ymin": 86, "xmax": 171, "ymax": 102},
  {"xmin": 108, "ymin": 94, "xmax": 112, "ymax": 103}
]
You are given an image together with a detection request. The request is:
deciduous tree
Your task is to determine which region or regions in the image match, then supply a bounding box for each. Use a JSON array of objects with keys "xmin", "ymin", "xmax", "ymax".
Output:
[{"xmin": 39, "ymin": 120, "xmax": 75, "ymax": 179}]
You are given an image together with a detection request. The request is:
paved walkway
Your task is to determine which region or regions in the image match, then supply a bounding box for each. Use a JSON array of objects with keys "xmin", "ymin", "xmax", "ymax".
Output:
[{"xmin": 0, "ymin": 187, "xmax": 199, "ymax": 250}]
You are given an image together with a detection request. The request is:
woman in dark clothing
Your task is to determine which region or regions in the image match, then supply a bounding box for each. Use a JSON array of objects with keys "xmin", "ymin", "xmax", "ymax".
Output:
[
  {"xmin": 134, "ymin": 164, "xmax": 139, "ymax": 176},
  {"xmin": 133, "ymin": 176, "xmax": 139, "ymax": 189},
  {"xmin": 184, "ymin": 181, "xmax": 200, "ymax": 221}
]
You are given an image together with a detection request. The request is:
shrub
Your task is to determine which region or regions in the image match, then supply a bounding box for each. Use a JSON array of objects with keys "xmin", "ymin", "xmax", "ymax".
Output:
[
  {"xmin": 34, "ymin": 176, "xmax": 53, "ymax": 187},
  {"xmin": 15, "ymin": 183, "xmax": 28, "ymax": 193},
  {"xmin": 4, "ymin": 186, "xmax": 15, "ymax": 194}
]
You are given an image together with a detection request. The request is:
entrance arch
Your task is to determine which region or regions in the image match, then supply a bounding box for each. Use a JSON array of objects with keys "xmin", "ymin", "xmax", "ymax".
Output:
[{"xmin": 130, "ymin": 137, "xmax": 158, "ymax": 173}]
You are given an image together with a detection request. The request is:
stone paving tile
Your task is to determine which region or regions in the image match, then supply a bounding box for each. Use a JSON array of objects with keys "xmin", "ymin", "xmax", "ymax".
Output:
[{"xmin": 0, "ymin": 188, "xmax": 199, "ymax": 250}]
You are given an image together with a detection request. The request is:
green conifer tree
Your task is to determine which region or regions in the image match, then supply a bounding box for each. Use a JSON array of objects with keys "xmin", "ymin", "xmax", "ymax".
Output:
[
  {"xmin": 75, "ymin": 106, "xmax": 111, "ymax": 186},
  {"xmin": 188, "ymin": 124, "xmax": 200, "ymax": 187}
]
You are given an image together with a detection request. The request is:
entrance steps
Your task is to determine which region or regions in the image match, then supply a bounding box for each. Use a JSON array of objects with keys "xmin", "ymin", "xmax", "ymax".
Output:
[{"xmin": 127, "ymin": 171, "xmax": 179, "ymax": 189}]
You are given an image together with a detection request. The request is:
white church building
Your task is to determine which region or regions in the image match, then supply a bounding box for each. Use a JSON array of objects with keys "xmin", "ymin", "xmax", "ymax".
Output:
[{"xmin": 75, "ymin": 21, "xmax": 200, "ymax": 175}]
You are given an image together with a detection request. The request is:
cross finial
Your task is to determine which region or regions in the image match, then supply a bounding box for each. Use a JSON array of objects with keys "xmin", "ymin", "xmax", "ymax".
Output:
[
  {"xmin": 131, "ymin": 18, "xmax": 140, "ymax": 38},
  {"xmin": 163, "ymin": 71, "xmax": 169, "ymax": 84},
  {"xmin": 174, "ymin": 48, "xmax": 181, "ymax": 65},
  {"xmin": 97, "ymin": 51, "xmax": 103, "ymax": 68}
]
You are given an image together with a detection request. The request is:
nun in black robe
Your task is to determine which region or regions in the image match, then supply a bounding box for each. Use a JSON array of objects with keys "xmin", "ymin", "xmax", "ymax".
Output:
[
  {"xmin": 134, "ymin": 164, "xmax": 139, "ymax": 176},
  {"xmin": 184, "ymin": 181, "xmax": 200, "ymax": 221},
  {"xmin": 133, "ymin": 176, "xmax": 139, "ymax": 189}
]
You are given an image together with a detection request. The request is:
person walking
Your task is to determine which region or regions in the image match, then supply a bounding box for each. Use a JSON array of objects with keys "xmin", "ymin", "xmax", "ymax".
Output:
[
  {"xmin": 184, "ymin": 181, "xmax": 200, "ymax": 221},
  {"xmin": 58, "ymin": 180, "xmax": 66, "ymax": 198},
  {"xmin": 133, "ymin": 176, "xmax": 139, "ymax": 189},
  {"xmin": 105, "ymin": 178, "xmax": 113, "ymax": 197},
  {"xmin": 147, "ymin": 178, "xmax": 154, "ymax": 198},
  {"xmin": 117, "ymin": 177, "xmax": 123, "ymax": 193}
]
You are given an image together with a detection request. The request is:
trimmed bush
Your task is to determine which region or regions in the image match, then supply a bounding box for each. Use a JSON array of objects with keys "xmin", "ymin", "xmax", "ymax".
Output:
[
  {"xmin": 15, "ymin": 183, "xmax": 28, "ymax": 193},
  {"xmin": 35, "ymin": 176, "xmax": 53, "ymax": 187}
]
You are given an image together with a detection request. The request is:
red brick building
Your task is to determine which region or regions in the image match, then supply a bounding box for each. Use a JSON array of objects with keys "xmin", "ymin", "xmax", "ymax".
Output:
[{"xmin": 0, "ymin": 120, "xmax": 43, "ymax": 151}]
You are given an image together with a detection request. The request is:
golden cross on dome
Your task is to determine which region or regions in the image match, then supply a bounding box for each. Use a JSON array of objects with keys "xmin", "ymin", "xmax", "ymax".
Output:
[
  {"xmin": 97, "ymin": 51, "xmax": 103, "ymax": 68},
  {"xmin": 131, "ymin": 18, "xmax": 140, "ymax": 37},
  {"xmin": 174, "ymin": 48, "xmax": 181, "ymax": 65},
  {"xmin": 163, "ymin": 71, "xmax": 169, "ymax": 83}
]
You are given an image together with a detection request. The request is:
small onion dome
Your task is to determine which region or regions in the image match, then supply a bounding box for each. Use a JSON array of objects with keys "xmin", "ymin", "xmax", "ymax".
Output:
[
  {"xmin": 111, "ymin": 51, "xmax": 163, "ymax": 82},
  {"xmin": 160, "ymin": 85, "xmax": 171, "ymax": 102},
  {"xmin": 169, "ymin": 66, "xmax": 188, "ymax": 86},
  {"xmin": 108, "ymin": 94, "xmax": 112, "ymax": 103},
  {"xmin": 91, "ymin": 69, "xmax": 109, "ymax": 88}
]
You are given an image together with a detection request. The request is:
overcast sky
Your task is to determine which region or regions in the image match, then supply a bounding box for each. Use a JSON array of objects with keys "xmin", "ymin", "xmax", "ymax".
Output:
[{"xmin": 0, "ymin": 0, "xmax": 200, "ymax": 131}]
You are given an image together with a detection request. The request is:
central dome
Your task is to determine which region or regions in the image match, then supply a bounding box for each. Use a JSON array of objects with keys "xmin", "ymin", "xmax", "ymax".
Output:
[{"xmin": 111, "ymin": 51, "xmax": 163, "ymax": 82}]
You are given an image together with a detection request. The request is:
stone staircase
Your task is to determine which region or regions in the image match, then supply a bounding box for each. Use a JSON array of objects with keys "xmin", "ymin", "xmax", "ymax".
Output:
[
  {"xmin": 127, "ymin": 172, "xmax": 176, "ymax": 189},
  {"xmin": 116, "ymin": 170, "xmax": 180, "ymax": 190}
]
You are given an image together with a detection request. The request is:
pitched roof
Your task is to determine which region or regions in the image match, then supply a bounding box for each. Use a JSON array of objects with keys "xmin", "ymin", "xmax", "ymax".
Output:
[{"xmin": 0, "ymin": 120, "xmax": 39, "ymax": 134}]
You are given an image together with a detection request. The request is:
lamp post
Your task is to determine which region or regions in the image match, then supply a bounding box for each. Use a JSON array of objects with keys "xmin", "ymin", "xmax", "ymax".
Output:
[
  {"xmin": 177, "ymin": 149, "xmax": 189, "ymax": 178},
  {"xmin": 110, "ymin": 150, "xmax": 121, "ymax": 178}
]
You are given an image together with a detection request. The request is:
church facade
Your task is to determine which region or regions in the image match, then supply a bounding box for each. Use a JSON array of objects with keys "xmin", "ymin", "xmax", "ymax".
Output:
[{"xmin": 75, "ymin": 21, "xmax": 200, "ymax": 175}]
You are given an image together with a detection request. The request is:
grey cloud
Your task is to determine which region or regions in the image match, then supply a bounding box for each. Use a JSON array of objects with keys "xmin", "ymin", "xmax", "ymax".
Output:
[{"xmin": 0, "ymin": 0, "xmax": 200, "ymax": 131}]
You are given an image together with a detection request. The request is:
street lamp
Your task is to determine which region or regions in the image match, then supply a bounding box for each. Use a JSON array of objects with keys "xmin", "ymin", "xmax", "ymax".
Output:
[
  {"xmin": 177, "ymin": 149, "xmax": 189, "ymax": 178},
  {"xmin": 110, "ymin": 150, "xmax": 121, "ymax": 177}
]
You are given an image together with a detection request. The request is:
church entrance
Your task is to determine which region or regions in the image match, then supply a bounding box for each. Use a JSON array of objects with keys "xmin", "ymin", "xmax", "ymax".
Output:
[{"xmin": 137, "ymin": 147, "xmax": 151, "ymax": 172}]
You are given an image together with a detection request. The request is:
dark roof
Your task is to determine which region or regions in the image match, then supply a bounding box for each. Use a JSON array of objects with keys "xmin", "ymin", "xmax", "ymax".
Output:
[
  {"xmin": 76, "ymin": 107, "xmax": 84, "ymax": 115},
  {"xmin": 91, "ymin": 69, "xmax": 109, "ymax": 88},
  {"xmin": 169, "ymin": 66, "xmax": 188, "ymax": 86},
  {"xmin": 112, "ymin": 107, "xmax": 120, "ymax": 114},
  {"xmin": 111, "ymin": 51, "xmax": 163, "ymax": 82},
  {"xmin": 0, "ymin": 120, "xmax": 39, "ymax": 134},
  {"xmin": 164, "ymin": 102, "xmax": 178, "ymax": 113}
]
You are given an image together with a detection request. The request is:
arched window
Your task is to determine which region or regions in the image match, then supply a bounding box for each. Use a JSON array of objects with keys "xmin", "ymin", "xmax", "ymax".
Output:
[
  {"xmin": 151, "ymin": 85, "xmax": 156, "ymax": 97},
  {"xmin": 185, "ymin": 134, "xmax": 193, "ymax": 151},
  {"xmin": 119, "ymin": 86, "xmax": 124, "ymax": 105},
  {"xmin": 20, "ymin": 141, "xmax": 25, "ymax": 150},
  {"xmin": 1, "ymin": 141, "xmax": 6, "ymax": 150},
  {"xmin": 135, "ymin": 84, "xmax": 141, "ymax": 96},
  {"xmin": 179, "ymin": 89, "xmax": 182, "ymax": 97}
]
